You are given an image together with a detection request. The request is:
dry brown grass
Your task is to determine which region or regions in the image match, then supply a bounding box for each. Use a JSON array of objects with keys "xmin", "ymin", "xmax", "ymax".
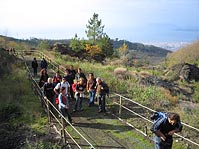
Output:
[{"xmin": 166, "ymin": 40, "xmax": 199, "ymax": 66}]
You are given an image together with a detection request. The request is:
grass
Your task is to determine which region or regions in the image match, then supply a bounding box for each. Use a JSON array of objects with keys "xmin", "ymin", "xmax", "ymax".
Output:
[
  {"xmin": 0, "ymin": 51, "xmax": 61, "ymax": 148},
  {"xmin": 2, "ymin": 45, "xmax": 199, "ymax": 147},
  {"xmin": 41, "ymin": 50, "xmax": 199, "ymax": 148},
  {"xmin": 95, "ymin": 117, "xmax": 153, "ymax": 149},
  {"xmin": 42, "ymin": 50, "xmax": 199, "ymax": 114}
]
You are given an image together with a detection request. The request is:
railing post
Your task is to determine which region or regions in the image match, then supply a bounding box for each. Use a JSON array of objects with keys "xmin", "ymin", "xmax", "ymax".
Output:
[
  {"xmin": 46, "ymin": 98, "xmax": 51, "ymax": 123},
  {"xmin": 119, "ymin": 96, "xmax": 122, "ymax": 117},
  {"xmin": 61, "ymin": 117, "xmax": 67, "ymax": 143},
  {"xmin": 144, "ymin": 125, "xmax": 147, "ymax": 135}
]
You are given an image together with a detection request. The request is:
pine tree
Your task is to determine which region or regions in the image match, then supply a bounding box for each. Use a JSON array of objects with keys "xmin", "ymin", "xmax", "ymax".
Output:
[{"xmin": 85, "ymin": 13, "xmax": 104, "ymax": 44}]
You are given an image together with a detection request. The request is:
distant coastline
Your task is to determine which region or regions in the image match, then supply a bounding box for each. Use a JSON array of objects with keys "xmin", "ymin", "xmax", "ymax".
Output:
[{"xmin": 143, "ymin": 41, "xmax": 191, "ymax": 52}]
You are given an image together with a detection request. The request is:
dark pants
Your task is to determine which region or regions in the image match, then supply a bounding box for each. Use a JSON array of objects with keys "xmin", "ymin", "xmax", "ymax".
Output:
[
  {"xmin": 46, "ymin": 95, "xmax": 54, "ymax": 112},
  {"xmin": 33, "ymin": 68, "xmax": 37, "ymax": 76},
  {"xmin": 60, "ymin": 107, "xmax": 72, "ymax": 123},
  {"xmin": 154, "ymin": 135, "xmax": 173, "ymax": 149},
  {"xmin": 98, "ymin": 94, "xmax": 106, "ymax": 112},
  {"xmin": 70, "ymin": 85, "xmax": 74, "ymax": 99}
]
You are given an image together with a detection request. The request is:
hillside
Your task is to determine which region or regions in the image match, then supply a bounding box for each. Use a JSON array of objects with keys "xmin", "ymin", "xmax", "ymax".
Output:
[
  {"xmin": 0, "ymin": 35, "xmax": 171, "ymax": 64},
  {"xmin": 112, "ymin": 40, "xmax": 172, "ymax": 65},
  {"xmin": 165, "ymin": 40, "xmax": 199, "ymax": 67},
  {"xmin": 113, "ymin": 40, "xmax": 171, "ymax": 57},
  {"xmin": 1, "ymin": 37, "xmax": 199, "ymax": 148}
]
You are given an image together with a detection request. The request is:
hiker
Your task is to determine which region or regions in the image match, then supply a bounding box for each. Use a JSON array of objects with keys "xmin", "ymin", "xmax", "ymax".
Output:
[
  {"xmin": 40, "ymin": 58, "xmax": 48, "ymax": 69},
  {"xmin": 75, "ymin": 68, "xmax": 87, "ymax": 83},
  {"xmin": 31, "ymin": 57, "xmax": 38, "ymax": 77},
  {"xmin": 43, "ymin": 77, "xmax": 55, "ymax": 111},
  {"xmin": 58, "ymin": 86, "xmax": 73, "ymax": 124},
  {"xmin": 64, "ymin": 69, "xmax": 74, "ymax": 100},
  {"xmin": 87, "ymin": 73, "xmax": 96, "ymax": 107},
  {"xmin": 39, "ymin": 68, "xmax": 49, "ymax": 88},
  {"xmin": 54, "ymin": 77, "xmax": 70, "ymax": 98},
  {"xmin": 150, "ymin": 112, "xmax": 183, "ymax": 149},
  {"xmin": 95, "ymin": 77, "xmax": 109, "ymax": 114},
  {"xmin": 73, "ymin": 77, "xmax": 86, "ymax": 112},
  {"xmin": 53, "ymin": 71, "xmax": 62, "ymax": 86},
  {"xmin": 72, "ymin": 79, "xmax": 78, "ymax": 93},
  {"xmin": 68, "ymin": 65, "xmax": 76, "ymax": 81}
]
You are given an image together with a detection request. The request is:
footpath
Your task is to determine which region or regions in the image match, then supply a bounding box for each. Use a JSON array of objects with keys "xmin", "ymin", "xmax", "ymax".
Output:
[{"xmin": 26, "ymin": 55, "xmax": 153, "ymax": 149}]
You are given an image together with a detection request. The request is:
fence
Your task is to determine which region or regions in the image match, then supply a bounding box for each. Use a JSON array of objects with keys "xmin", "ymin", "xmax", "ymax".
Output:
[
  {"xmin": 110, "ymin": 93, "xmax": 199, "ymax": 148},
  {"xmin": 11, "ymin": 49, "xmax": 199, "ymax": 148},
  {"xmin": 18, "ymin": 51, "xmax": 95, "ymax": 149}
]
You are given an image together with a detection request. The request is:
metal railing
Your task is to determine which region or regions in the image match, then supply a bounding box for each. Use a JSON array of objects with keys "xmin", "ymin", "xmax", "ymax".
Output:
[
  {"xmin": 111, "ymin": 93, "xmax": 199, "ymax": 147},
  {"xmin": 18, "ymin": 51, "xmax": 95, "ymax": 149},
  {"xmin": 13, "ymin": 49, "xmax": 199, "ymax": 148}
]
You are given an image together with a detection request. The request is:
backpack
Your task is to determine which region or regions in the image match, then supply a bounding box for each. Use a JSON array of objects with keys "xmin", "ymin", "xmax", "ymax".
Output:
[
  {"xmin": 55, "ymin": 94, "xmax": 66, "ymax": 105},
  {"xmin": 150, "ymin": 112, "xmax": 168, "ymax": 133},
  {"xmin": 72, "ymin": 82, "xmax": 78, "ymax": 93},
  {"xmin": 55, "ymin": 97, "xmax": 59, "ymax": 105},
  {"xmin": 150, "ymin": 112, "xmax": 167, "ymax": 121}
]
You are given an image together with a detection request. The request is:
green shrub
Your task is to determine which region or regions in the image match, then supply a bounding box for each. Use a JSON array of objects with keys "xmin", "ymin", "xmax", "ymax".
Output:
[{"xmin": 192, "ymin": 82, "xmax": 199, "ymax": 102}]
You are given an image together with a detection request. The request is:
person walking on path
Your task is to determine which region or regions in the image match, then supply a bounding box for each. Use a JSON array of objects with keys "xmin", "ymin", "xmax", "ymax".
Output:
[
  {"xmin": 64, "ymin": 69, "xmax": 74, "ymax": 100},
  {"xmin": 54, "ymin": 77, "xmax": 70, "ymax": 98},
  {"xmin": 150, "ymin": 112, "xmax": 183, "ymax": 149},
  {"xmin": 75, "ymin": 68, "xmax": 87, "ymax": 83},
  {"xmin": 53, "ymin": 71, "xmax": 62, "ymax": 86},
  {"xmin": 39, "ymin": 68, "xmax": 49, "ymax": 88},
  {"xmin": 73, "ymin": 77, "xmax": 86, "ymax": 112},
  {"xmin": 68, "ymin": 65, "xmax": 76, "ymax": 81},
  {"xmin": 31, "ymin": 57, "xmax": 38, "ymax": 77},
  {"xmin": 58, "ymin": 87, "xmax": 73, "ymax": 124},
  {"xmin": 95, "ymin": 77, "xmax": 109, "ymax": 114},
  {"xmin": 43, "ymin": 77, "xmax": 55, "ymax": 111},
  {"xmin": 87, "ymin": 73, "xmax": 96, "ymax": 107},
  {"xmin": 40, "ymin": 58, "xmax": 48, "ymax": 69}
]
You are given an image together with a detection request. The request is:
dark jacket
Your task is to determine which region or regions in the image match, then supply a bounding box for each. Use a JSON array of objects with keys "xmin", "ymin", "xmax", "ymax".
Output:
[
  {"xmin": 43, "ymin": 83, "xmax": 54, "ymax": 100},
  {"xmin": 41, "ymin": 59, "xmax": 48, "ymax": 69},
  {"xmin": 151, "ymin": 117, "xmax": 182, "ymax": 138},
  {"xmin": 32, "ymin": 60, "xmax": 38, "ymax": 69},
  {"xmin": 96, "ymin": 82, "xmax": 109, "ymax": 95}
]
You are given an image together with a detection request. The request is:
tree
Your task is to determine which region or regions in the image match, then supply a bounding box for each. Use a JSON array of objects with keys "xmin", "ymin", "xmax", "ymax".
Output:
[
  {"xmin": 97, "ymin": 34, "xmax": 113, "ymax": 57},
  {"xmin": 70, "ymin": 34, "xmax": 84, "ymax": 53},
  {"xmin": 85, "ymin": 13, "xmax": 104, "ymax": 44},
  {"xmin": 38, "ymin": 40, "xmax": 50, "ymax": 50},
  {"xmin": 118, "ymin": 42, "xmax": 128, "ymax": 56},
  {"xmin": 85, "ymin": 44, "xmax": 102, "ymax": 57}
]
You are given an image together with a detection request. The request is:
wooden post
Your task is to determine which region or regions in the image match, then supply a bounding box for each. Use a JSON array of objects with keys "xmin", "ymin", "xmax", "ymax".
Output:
[
  {"xmin": 61, "ymin": 117, "xmax": 67, "ymax": 143},
  {"xmin": 119, "ymin": 96, "xmax": 122, "ymax": 117}
]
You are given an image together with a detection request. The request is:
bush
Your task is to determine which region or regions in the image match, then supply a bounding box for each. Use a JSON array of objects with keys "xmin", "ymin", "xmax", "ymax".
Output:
[{"xmin": 114, "ymin": 67, "xmax": 131, "ymax": 80}]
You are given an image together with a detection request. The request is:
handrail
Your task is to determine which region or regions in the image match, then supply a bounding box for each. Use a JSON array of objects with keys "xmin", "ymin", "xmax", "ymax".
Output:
[
  {"xmin": 113, "ymin": 93, "xmax": 199, "ymax": 132},
  {"xmin": 15, "ymin": 49, "xmax": 199, "ymax": 147},
  {"xmin": 17, "ymin": 50, "xmax": 95, "ymax": 149},
  {"xmin": 112, "ymin": 93, "xmax": 199, "ymax": 147}
]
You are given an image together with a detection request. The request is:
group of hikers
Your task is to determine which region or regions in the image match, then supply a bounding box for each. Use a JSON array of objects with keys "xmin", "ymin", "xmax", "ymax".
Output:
[
  {"xmin": 32, "ymin": 57, "xmax": 109, "ymax": 123},
  {"xmin": 32, "ymin": 57, "xmax": 183, "ymax": 149}
]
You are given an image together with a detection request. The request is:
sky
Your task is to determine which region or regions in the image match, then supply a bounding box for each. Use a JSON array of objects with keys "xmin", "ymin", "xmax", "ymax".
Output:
[{"xmin": 0, "ymin": 0, "xmax": 199, "ymax": 43}]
